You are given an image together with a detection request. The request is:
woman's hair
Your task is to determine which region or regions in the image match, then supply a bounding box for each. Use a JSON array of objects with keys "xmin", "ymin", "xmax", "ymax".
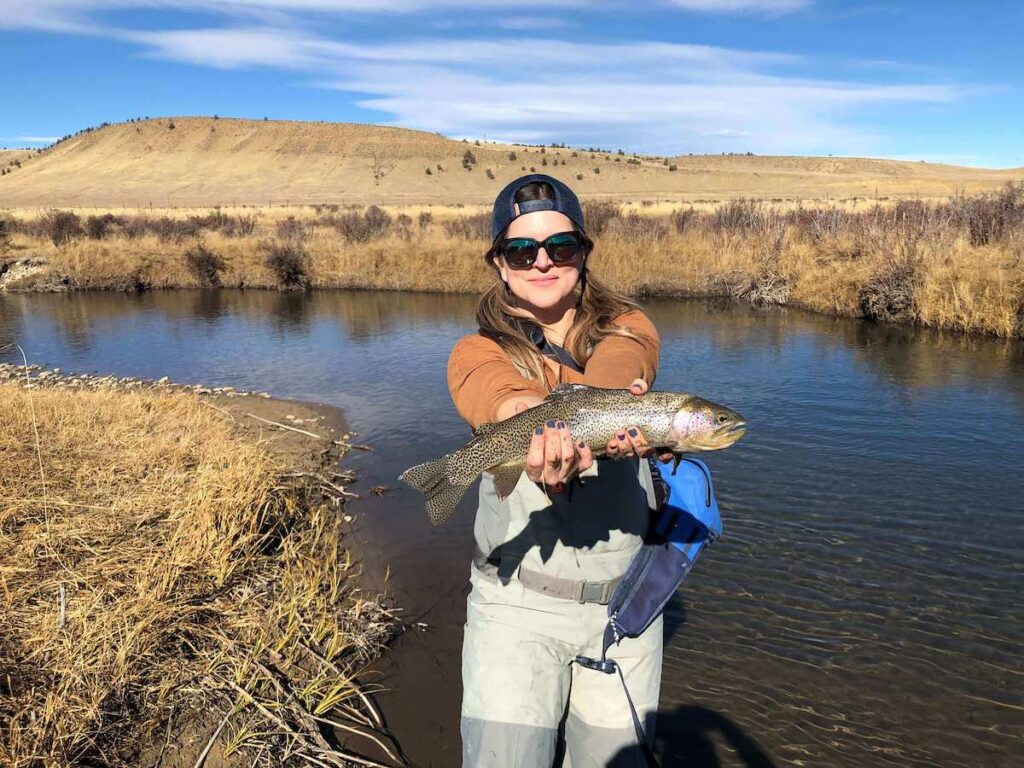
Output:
[{"xmin": 477, "ymin": 180, "xmax": 643, "ymax": 385}]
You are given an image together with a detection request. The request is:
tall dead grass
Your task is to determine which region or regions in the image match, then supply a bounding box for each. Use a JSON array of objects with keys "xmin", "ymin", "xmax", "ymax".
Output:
[
  {"xmin": 0, "ymin": 382, "xmax": 392, "ymax": 767},
  {"xmin": 4, "ymin": 185, "xmax": 1023, "ymax": 337}
]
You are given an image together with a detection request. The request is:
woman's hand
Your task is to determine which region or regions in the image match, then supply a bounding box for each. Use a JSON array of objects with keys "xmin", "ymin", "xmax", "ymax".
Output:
[
  {"xmin": 606, "ymin": 378, "xmax": 674, "ymax": 461},
  {"xmin": 515, "ymin": 402, "xmax": 594, "ymax": 486}
]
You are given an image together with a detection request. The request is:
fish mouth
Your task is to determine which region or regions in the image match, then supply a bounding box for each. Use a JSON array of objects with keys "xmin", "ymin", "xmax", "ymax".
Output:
[{"xmin": 702, "ymin": 420, "xmax": 747, "ymax": 449}]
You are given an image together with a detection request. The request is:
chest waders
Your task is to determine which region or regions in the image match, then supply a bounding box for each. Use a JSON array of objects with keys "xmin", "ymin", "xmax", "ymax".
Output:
[{"xmin": 574, "ymin": 456, "xmax": 723, "ymax": 768}]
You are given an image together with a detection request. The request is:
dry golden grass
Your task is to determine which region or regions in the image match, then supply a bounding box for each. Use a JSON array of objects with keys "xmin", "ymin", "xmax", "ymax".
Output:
[
  {"xmin": 3, "ymin": 192, "xmax": 1022, "ymax": 338},
  {"xmin": 0, "ymin": 378, "xmax": 393, "ymax": 767},
  {"xmin": 0, "ymin": 117, "xmax": 1019, "ymax": 208}
]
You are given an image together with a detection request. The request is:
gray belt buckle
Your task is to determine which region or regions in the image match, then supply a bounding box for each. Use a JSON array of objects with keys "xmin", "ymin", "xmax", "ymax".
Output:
[{"xmin": 579, "ymin": 580, "xmax": 608, "ymax": 605}]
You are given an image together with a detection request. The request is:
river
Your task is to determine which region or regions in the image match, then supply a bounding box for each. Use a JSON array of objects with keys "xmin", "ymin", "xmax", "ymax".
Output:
[{"xmin": 2, "ymin": 290, "xmax": 1021, "ymax": 768}]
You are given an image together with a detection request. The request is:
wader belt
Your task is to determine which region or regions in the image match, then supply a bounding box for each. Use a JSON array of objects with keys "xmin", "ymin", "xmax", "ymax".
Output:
[{"xmin": 474, "ymin": 546, "xmax": 623, "ymax": 605}]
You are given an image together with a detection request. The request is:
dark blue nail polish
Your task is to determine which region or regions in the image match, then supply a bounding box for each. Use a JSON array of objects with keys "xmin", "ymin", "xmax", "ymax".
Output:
[
  {"xmin": 617, "ymin": 432, "xmax": 625, "ymax": 439},
  {"xmin": 628, "ymin": 428, "xmax": 638, "ymax": 438},
  {"xmin": 578, "ymin": 440, "xmax": 586, "ymax": 449},
  {"xmin": 534, "ymin": 426, "xmax": 544, "ymax": 435},
  {"xmin": 546, "ymin": 419, "xmax": 555, "ymax": 428},
  {"xmin": 556, "ymin": 420, "xmax": 565, "ymax": 429}
]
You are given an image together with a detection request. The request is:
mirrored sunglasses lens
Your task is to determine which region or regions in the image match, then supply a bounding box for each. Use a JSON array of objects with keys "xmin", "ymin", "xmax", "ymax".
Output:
[
  {"xmin": 547, "ymin": 235, "xmax": 582, "ymax": 263},
  {"xmin": 502, "ymin": 240, "xmax": 537, "ymax": 268}
]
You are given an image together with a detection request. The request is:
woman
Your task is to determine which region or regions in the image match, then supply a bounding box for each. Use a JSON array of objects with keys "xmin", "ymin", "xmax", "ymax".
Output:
[{"xmin": 447, "ymin": 173, "xmax": 665, "ymax": 767}]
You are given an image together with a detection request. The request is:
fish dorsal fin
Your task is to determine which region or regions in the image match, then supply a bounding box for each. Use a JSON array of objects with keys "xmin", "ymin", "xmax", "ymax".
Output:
[
  {"xmin": 489, "ymin": 461, "xmax": 525, "ymax": 499},
  {"xmin": 472, "ymin": 421, "xmax": 499, "ymax": 437},
  {"xmin": 546, "ymin": 383, "xmax": 588, "ymax": 400}
]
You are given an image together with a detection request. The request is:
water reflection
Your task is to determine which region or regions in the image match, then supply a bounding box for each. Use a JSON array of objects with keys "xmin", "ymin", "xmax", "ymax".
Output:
[{"xmin": 1, "ymin": 289, "xmax": 1022, "ymax": 768}]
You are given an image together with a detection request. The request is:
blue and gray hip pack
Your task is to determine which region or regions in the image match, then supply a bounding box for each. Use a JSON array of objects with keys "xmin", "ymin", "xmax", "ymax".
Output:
[{"xmin": 575, "ymin": 455, "xmax": 722, "ymax": 766}]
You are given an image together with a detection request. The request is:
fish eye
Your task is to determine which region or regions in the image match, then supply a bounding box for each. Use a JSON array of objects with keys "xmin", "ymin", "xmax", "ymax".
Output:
[{"xmin": 716, "ymin": 413, "xmax": 729, "ymax": 424}]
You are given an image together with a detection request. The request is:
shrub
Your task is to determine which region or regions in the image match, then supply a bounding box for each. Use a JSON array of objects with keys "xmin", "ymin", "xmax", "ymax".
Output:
[
  {"xmin": 670, "ymin": 207, "xmax": 698, "ymax": 234},
  {"xmin": 581, "ymin": 201, "xmax": 620, "ymax": 236},
  {"xmin": 508, "ymin": 151, "xmax": 517, "ymax": 161},
  {"xmin": 462, "ymin": 149, "xmax": 477, "ymax": 170},
  {"xmin": 418, "ymin": 211, "xmax": 433, "ymax": 229},
  {"xmin": 150, "ymin": 216, "xmax": 201, "ymax": 243},
  {"xmin": 394, "ymin": 213, "xmax": 414, "ymax": 239},
  {"xmin": 668, "ymin": 163, "xmax": 678, "ymax": 171},
  {"xmin": 184, "ymin": 243, "xmax": 226, "ymax": 287},
  {"xmin": 263, "ymin": 241, "xmax": 309, "ymax": 289},
  {"xmin": 486, "ymin": 168, "xmax": 495, "ymax": 180},
  {"xmin": 42, "ymin": 210, "xmax": 84, "ymax": 246},
  {"xmin": 275, "ymin": 216, "xmax": 309, "ymax": 243},
  {"xmin": 576, "ymin": 173, "xmax": 584, "ymax": 181},
  {"xmin": 709, "ymin": 198, "xmax": 766, "ymax": 235},
  {"xmin": 0, "ymin": 215, "xmax": 12, "ymax": 251},
  {"xmin": 425, "ymin": 167, "xmax": 432, "ymax": 175},
  {"xmin": 950, "ymin": 182, "xmax": 1024, "ymax": 246},
  {"xmin": 85, "ymin": 213, "xmax": 117, "ymax": 240},
  {"xmin": 443, "ymin": 213, "xmax": 491, "ymax": 240},
  {"xmin": 608, "ymin": 212, "xmax": 668, "ymax": 241},
  {"xmin": 593, "ymin": 167, "xmax": 600, "ymax": 174},
  {"xmin": 858, "ymin": 243, "xmax": 920, "ymax": 323},
  {"xmin": 332, "ymin": 205, "xmax": 392, "ymax": 242}
]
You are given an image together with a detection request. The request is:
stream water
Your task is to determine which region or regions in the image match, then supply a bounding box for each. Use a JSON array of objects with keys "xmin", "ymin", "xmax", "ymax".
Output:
[{"xmin": 2, "ymin": 290, "xmax": 1021, "ymax": 767}]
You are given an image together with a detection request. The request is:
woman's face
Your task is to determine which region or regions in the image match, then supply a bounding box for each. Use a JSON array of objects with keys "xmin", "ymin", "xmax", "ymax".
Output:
[{"xmin": 493, "ymin": 210, "xmax": 583, "ymax": 317}]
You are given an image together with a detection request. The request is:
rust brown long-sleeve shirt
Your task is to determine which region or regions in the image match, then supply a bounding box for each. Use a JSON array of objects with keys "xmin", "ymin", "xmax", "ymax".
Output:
[{"xmin": 447, "ymin": 310, "xmax": 660, "ymax": 428}]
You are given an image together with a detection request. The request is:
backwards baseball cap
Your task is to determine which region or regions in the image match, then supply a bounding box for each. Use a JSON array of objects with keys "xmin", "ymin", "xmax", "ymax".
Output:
[{"xmin": 491, "ymin": 173, "xmax": 586, "ymax": 242}]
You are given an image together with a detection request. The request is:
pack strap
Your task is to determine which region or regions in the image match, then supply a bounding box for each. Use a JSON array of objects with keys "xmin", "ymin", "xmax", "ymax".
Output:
[{"xmin": 573, "ymin": 655, "xmax": 660, "ymax": 768}]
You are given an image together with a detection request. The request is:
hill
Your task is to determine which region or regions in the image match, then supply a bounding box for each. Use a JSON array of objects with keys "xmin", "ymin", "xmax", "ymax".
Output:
[{"xmin": 0, "ymin": 117, "xmax": 1018, "ymax": 208}]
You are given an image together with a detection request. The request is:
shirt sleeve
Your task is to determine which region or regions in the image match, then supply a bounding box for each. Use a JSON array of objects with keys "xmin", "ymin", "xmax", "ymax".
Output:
[
  {"xmin": 447, "ymin": 334, "xmax": 549, "ymax": 429},
  {"xmin": 582, "ymin": 309, "xmax": 660, "ymax": 389}
]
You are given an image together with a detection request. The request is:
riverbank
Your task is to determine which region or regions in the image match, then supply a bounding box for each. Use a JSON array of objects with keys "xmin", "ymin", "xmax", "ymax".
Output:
[
  {"xmin": 0, "ymin": 362, "xmax": 398, "ymax": 767},
  {"xmin": 3, "ymin": 187, "xmax": 1022, "ymax": 339}
]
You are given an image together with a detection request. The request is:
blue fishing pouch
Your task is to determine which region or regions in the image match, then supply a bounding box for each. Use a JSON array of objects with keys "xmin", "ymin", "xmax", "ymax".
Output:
[
  {"xmin": 604, "ymin": 456, "xmax": 720, "ymax": 653},
  {"xmin": 575, "ymin": 456, "xmax": 722, "ymax": 766}
]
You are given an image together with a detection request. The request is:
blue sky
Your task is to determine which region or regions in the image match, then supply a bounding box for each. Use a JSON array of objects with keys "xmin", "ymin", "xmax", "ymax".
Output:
[{"xmin": 1, "ymin": 1, "xmax": 1021, "ymax": 167}]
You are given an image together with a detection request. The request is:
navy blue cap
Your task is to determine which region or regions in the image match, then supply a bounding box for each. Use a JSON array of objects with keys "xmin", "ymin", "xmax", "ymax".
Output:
[{"xmin": 491, "ymin": 173, "xmax": 586, "ymax": 242}]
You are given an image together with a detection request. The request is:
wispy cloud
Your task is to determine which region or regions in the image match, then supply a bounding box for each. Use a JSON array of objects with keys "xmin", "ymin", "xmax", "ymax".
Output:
[
  {"xmin": 495, "ymin": 16, "xmax": 570, "ymax": 30},
  {"xmin": 0, "ymin": 0, "xmax": 977, "ymax": 158},
  {"xmin": 121, "ymin": 24, "xmax": 963, "ymax": 155},
  {"xmin": 664, "ymin": 0, "xmax": 813, "ymax": 14},
  {"xmin": 704, "ymin": 128, "xmax": 750, "ymax": 138},
  {"xmin": 0, "ymin": 135, "xmax": 60, "ymax": 144}
]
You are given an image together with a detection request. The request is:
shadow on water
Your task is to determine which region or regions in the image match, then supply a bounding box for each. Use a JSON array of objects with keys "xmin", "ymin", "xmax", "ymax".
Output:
[{"xmin": 608, "ymin": 706, "xmax": 777, "ymax": 768}]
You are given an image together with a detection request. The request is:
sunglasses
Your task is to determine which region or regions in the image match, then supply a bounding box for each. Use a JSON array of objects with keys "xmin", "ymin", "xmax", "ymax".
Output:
[{"xmin": 495, "ymin": 231, "xmax": 589, "ymax": 270}]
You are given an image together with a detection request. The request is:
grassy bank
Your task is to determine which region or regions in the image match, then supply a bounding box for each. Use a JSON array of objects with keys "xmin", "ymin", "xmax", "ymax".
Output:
[
  {"xmin": 2, "ymin": 185, "xmax": 1023, "ymax": 338},
  {"xmin": 0, "ymin": 370, "xmax": 394, "ymax": 767}
]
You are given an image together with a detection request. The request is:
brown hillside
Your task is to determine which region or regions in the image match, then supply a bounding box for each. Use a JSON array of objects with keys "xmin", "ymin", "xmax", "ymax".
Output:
[{"xmin": 0, "ymin": 117, "xmax": 1018, "ymax": 207}]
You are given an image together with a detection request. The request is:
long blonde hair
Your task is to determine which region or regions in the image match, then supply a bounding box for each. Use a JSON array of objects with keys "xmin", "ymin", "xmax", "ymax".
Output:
[{"xmin": 477, "ymin": 182, "xmax": 642, "ymax": 385}]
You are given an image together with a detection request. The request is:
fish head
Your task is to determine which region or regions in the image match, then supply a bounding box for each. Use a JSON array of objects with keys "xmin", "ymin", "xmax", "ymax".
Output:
[{"xmin": 667, "ymin": 396, "xmax": 746, "ymax": 451}]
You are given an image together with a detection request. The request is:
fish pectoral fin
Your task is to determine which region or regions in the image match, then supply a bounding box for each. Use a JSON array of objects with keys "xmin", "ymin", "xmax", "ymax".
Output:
[{"xmin": 489, "ymin": 461, "xmax": 525, "ymax": 499}]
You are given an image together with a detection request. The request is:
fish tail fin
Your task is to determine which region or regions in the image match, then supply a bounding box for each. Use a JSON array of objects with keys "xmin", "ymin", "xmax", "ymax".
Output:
[{"xmin": 399, "ymin": 455, "xmax": 472, "ymax": 526}]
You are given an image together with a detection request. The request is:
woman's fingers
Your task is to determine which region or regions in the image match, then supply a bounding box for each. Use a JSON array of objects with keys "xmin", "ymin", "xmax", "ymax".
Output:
[
  {"xmin": 543, "ymin": 420, "xmax": 563, "ymax": 485},
  {"xmin": 525, "ymin": 425, "xmax": 546, "ymax": 482},
  {"xmin": 556, "ymin": 420, "xmax": 577, "ymax": 483},
  {"xmin": 628, "ymin": 378, "xmax": 649, "ymax": 396},
  {"xmin": 625, "ymin": 426, "xmax": 654, "ymax": 457},
  {"xmin": 577, "ymin": 440, "xmax": 594, "ymax": 472},
  {"xmin": 607, "ymin": 426, "xmax": 653, "ymax": 458}
]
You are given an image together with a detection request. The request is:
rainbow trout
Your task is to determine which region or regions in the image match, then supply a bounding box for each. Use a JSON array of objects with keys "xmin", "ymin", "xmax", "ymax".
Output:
[{"xmin": 400, "ymin": 383, "xmax": 746, "ymax": 525}]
